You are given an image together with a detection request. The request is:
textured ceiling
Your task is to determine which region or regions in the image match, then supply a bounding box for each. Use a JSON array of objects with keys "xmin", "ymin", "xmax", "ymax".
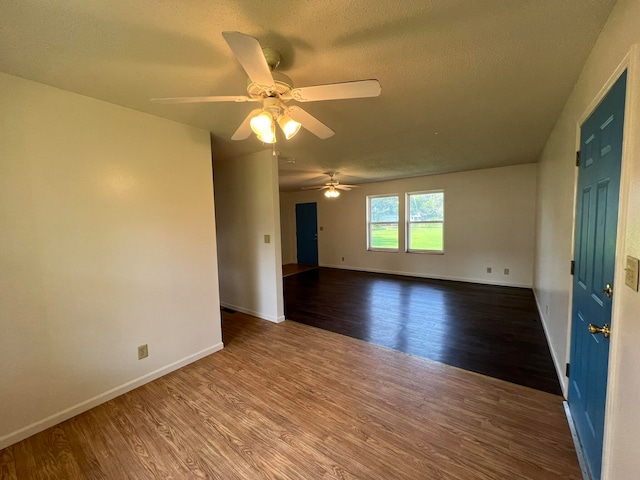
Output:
[{"xmin": 0, "ymin": 0, "xmax": 617, "ymax": 191}]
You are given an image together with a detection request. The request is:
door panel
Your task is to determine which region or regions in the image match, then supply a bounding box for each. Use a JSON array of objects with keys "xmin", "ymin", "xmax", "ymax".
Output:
[
  {"xmin": 295, "ymin": 202, "xmax": 318, "ymax": 265},
  {"xmin": 569, "ymin": 71, "xmax": 626, "ymax": 480}
]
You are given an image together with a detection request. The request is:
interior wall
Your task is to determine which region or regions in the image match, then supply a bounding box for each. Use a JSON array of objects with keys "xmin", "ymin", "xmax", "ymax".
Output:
[
  {"xmin": 0, "ymin": 73, "xmax": 222, "ymax": 449},
  {"xmin": 281, "ymin": 164, "xmax": 537, "ymax": 288},
  {"xmin": 533, "ymin": 0, "xmax": 640, "ymax": 477},
  {"xmin": 280, "ymin": 196, "xmax": 295, "ymax": 265},
  {"xmin": 214, "ymin": 150, "xmax": 284, "ymax": 323}
]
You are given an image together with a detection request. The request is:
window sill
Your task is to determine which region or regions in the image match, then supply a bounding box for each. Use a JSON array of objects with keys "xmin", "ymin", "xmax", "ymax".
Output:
[
  {"xmin": 367, "ymin": 248, "xmax": 399, "ymax": 253},
  {"xmin": 406, "ymin": 250, "xmax": 444, "ymax": 255}
]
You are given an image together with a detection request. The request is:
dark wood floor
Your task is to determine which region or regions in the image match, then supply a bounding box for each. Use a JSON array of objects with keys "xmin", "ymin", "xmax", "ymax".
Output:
[
  {"xmin": 284, "ymin": 268, "xmax": 562, "ymax": 395},
  {"xmin": 1, "ymin": 311, "xmax": 581, "ymax": 479}
]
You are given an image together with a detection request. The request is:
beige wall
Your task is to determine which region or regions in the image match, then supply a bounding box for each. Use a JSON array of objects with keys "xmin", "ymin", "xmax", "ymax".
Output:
[
  {"xmin": 214, "ymin": 150, "xmax": 284, "ymax": 322},
  {"xmin": 281, "ymin": 164, "xmax": 537, "ymax": 288},
  {"xmin": 0, "ymin": 73, "xmax": 222, "ymax": 449},
  {"xmin": 533, "ymin": 0, "xmax": 640, "ymax": 477}
]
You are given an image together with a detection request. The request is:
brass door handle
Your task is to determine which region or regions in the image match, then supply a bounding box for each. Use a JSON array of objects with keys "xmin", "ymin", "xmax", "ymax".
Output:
[
  {"xmin": 603, "ymin": 283, "xmax": 613, "ymax": 298},
  {"xmin": 588, "ymin": 323, "xmax": 611, "ymax": 338}
]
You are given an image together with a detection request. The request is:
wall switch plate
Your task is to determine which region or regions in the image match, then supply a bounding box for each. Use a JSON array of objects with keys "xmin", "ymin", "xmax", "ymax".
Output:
[
  {"xmin": 625, "ymin": 256, "xmax": 639, "ymax": 291},
  {"xmin": 264, "ymin": 234, "xmax": 271, "ymax": 244},
  {"xmin": 320, "ymin": 226, "xmax": 324, "ymax": 231},
  {"xmin": 504, "ymin": 268, "xmax": 510, "ymax": 275},
  {"xmin": 138, "ymin": 344, "xmax": 148, "ymax": 360},
  {"xmin": 487, "ymin": 267, "xmax": 492, "ymax": 273}
]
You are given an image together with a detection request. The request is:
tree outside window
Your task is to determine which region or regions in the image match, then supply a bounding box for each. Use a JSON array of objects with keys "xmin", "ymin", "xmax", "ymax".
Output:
[
  {"xmin": 367, "ymin": 195, "xmax": 399, "ymax": 251},
  {"xmin": 407, "ymin": 191, "xmax": 444, "ymax": 252}
]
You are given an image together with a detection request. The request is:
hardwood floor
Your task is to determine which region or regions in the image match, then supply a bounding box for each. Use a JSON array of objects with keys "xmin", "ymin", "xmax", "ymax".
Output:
[
  {"xmin": 282, "ymin": 263, "xmax": 319, "ymax": 277},
  {"xmin": 1, "ymin": 311, "xmax": 580, "ymax": 479},
  {"xmin": 284, "ymin": 268, "xmax": 562, "ymax": 395}
]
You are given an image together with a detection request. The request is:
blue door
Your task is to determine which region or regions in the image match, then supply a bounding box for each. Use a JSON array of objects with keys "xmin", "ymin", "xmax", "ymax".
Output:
[
  {"xmin": 569, "ymin": 71, "xmax": 626, "ymax": 480},
  {"xmin": 296, "ymin": 202, "xmax": 318, "ymax": 265}
]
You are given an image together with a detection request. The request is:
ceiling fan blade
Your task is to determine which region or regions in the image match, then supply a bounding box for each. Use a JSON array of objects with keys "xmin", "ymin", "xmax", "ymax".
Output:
[
  {"xmin": 300, "ymin": 185, "xmax": 329, "ymax": 191},
  {"xmin": 231, "ymin": 109, "xmax": 261, "ymax": 140},
  {"xmin": 288, "ymin": 106, "xmax": 335, "ymax": 139},
  {"xmin": 291, "ymin": 79, "xmax": 381, "ymax": 102},
  {"xmin": 151, "ymin": 95, "xmax": 256, "ymax": 104},
  {"xmin": 222, "ymin": 31, "xmax": 275, "ymax": 90},
  {"xmin": 336, "ymin": 185, "xmax": 355, "ymax": 191}
]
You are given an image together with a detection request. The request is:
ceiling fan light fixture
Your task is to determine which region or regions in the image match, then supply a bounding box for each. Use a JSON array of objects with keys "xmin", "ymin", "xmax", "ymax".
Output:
[
  {"xmin": 325, "ymin": 187, "xmax": 340, "ymax": 198},
  {"xmin": 256, "ymin": 127, "xmax": 276, "ymax": 144},
  {"xmin": 250, "ymin": 111, "xmax": 274, "ymax": 138},
  {"xmin": 277, "ymin": 114, "xmax": 301, "ymax": 140}
]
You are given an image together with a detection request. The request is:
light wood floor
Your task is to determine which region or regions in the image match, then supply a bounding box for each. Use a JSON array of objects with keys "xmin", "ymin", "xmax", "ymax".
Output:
[
  {"xmin": 1, "ymin": 311, "xmax": 581, "ymax": 479},
  {"xmin": 282, "ymin": 263, "xmax": 318, "ymax": 277}
]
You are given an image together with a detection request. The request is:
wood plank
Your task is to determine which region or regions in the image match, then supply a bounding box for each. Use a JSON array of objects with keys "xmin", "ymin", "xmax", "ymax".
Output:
[
  {"xmin": 284, "ymin": 267, "xmax": 563, "ymax": 394},
  {"xmin": 0, "ymin": 447, "xmax": 17, "ymax": 480},
  {"xmin": 1, "ymin": 311, "xmax": 580, "ymax": 479}
]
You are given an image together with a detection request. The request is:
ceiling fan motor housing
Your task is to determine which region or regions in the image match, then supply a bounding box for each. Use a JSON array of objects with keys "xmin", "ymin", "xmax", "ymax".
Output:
[
  {"xmin": 262, "ymin": 96, "xmax": 284, "ymax": 117},
  {"xmin": 246, "ymin": 71, "xmax": 294, "ymax": 99}
]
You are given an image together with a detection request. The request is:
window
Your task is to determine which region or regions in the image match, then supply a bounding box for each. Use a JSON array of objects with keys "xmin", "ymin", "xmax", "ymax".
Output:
[
  {"xmin": 407, "ymin": 190, "xmax": 444, "ymax": 252},
  {"xmin": 367, "ymin": 195, "xmax": 399, "ymax": 251}
]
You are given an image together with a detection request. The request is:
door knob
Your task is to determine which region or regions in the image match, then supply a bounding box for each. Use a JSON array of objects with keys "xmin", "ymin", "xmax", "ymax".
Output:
[
  {"xmin": 603, "ymin": 283, "xmax": 613, "ymax": 298},
  {"xmin": 588, "ymin": 323, "xmax": 611, "ymax": 338}
]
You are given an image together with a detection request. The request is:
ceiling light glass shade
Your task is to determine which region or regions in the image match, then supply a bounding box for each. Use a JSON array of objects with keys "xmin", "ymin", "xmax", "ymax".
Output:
[
  {"xmin": 324, "ymin": 187, "xmax": 340, "ymax": 198},
  {"xmin": 250, "ymin": 111, "xmax": 274, "ymax": 141},
  {"xmin": 277, "ymin": 115, "xmax": 302, "ymax": 140},
  {"xmin": 256, "ymin": 128, "xmax": 276, "ymax": 144}
]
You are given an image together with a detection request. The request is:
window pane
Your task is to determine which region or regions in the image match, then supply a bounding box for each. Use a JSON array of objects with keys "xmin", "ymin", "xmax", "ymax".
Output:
[
  {"xmin": 370, "ymin": 223, "xmax": 398, "ymax": 249},
  {"xmin": 409, "ymin": 223, "xmax": 443, "ymax": 250},
  {"xmin": 370, "ymin": 196, "xmax": 399, "ymax": 222},
  {"xmin": 409, "ymin": 192, "xmax": 443, "ymax": 222}
]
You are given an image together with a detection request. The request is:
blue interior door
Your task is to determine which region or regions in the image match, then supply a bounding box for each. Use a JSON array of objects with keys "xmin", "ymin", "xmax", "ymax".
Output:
[
  {"xmin": 569, "ymin": 71, "xmax": 626, "ymax": 480},
  {"xmin": 296, "ymin": 202, "xmax": 318, "ymax": 265}
]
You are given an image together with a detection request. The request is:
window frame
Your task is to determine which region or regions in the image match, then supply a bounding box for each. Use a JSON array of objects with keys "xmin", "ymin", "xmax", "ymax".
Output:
[
  {"xmin": 406, "ymin": 189, "xmax": 445, "ymax": 254},
  {"xmin": 367, "ymin": 194, "xmax": 400, "ymax": 252}
]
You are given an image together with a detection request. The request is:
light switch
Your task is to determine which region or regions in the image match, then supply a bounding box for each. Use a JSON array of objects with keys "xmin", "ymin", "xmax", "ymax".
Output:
[
  {"xmin": 320, "ymin": 226, "xmax": 324, "ymax": 231},
  {"xmin": 625, "ymin": 256, "xmax": 639, "ymax": 291},
  {"xmin": 264, "ymin": 234, "xmax": 271, "ymax": 244}
]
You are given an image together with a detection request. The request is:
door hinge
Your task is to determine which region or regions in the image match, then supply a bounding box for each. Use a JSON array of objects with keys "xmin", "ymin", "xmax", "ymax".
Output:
[
  {"xmin": 570, "ymin": 260, "xmax": 575, "ymax": 275},
  {"xmin": 566, "ymin": 363, "xmax": 570, "ymax": 377},
  {"xmin": 576, "ymin": 151, "xmax": 580, "ymax": 167}
]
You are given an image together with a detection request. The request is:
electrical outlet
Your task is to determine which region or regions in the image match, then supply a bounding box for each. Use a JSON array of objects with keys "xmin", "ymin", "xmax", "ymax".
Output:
[
  {"xmin": 342, "ymin": 257, "xmax": 345, "ymax": 261},
  {"xmin": 487, "ymin": 267, "xmax": 492, "ymax": 273},
  {"xmin": 138, "ymin": 344, "xmax": 148, "ymax": 360},
  {"xmin": 264, "ymin": 234, "xmax": 271, "ymax": 244},
  {"xmin": 504, "ymin": 268, "xmax": 510, "ymax": 275},
  {"xmin": 545, "ymin": 304, "xmax": 549, "ymax": 314}
]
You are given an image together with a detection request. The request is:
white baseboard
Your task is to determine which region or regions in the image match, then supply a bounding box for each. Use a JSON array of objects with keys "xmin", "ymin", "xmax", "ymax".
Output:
[
  {"xmin": 533, "ymin": 289, "xmax": 568, "ymax": 398},
  {"xmin": 221, "ymin": 302, "xmax": 284, "ymax": 323},
  {"xmin": 320, "ymin": 264, "xmax": 532, "ymax": 288},
  {"xmin": 0, "ymin": 342, "xmax": 224, "ymax": 450}
]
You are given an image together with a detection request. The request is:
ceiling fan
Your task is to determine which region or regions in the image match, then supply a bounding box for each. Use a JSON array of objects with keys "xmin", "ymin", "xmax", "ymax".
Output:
[
  {"xmin": 301, "ymin": 173, "xmax": 358, "ymax": 198},
  {"xmin": 151, "ymin": 31, "xmax": 381, "ymax": 143}
]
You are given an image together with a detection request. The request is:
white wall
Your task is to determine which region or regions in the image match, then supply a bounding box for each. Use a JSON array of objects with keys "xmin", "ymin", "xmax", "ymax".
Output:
[
  {"xmin": 281, "ymin": 164, "xmax": 537, "ymax": 288},
  {"xmin": 214, "ymin": 150, "xmax": 284, "ymax": 322},
  {"xmin": 533, "ymin": 0, "xmax": 640, "ymax": 477},
  {"xmin": 0, "ymin": 73, "xmax": 222, "ymax": 449}
]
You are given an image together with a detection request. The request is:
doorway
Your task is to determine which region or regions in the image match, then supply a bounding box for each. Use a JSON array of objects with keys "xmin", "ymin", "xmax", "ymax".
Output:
[
  {"xmin": 568, "ymin": 70, "xmax": 626, "ymax": 480},
  {"xmin": 295, "ymin": 202, "xmax": 318, "ymax": 265}
]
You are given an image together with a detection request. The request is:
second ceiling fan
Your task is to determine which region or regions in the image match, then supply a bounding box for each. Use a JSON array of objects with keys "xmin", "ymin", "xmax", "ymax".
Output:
[
  {"xmin": 301, "ymin": 173, "xmax": 358, "ymax": 198},
  {"xmin": 152, "ymin": 31, "xmax": 381, "ymax": 143}
]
